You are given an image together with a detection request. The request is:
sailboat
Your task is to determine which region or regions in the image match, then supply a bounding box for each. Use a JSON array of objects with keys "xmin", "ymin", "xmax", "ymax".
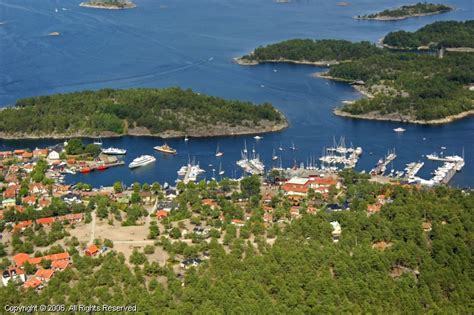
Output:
[
  {"xmin": 218, "ymin": 163, "xmax": 225, "ymax": 175},
  {"xmin": 290, "ymin": 142, "xmax": 296, "ymax": 150},
  {"xmin": 55, "ymin": 8, "xmax": 58, "ymax": 13},
  {"xmin": 215, "ymin": 144, "xmax": 223, "ymax": 157},
  {"xmin": 272, "ymin": 149, "xmax": 278, "ymax": 160},
  {"xmin": 278, "ymin": 142, "xmax": 284, "ymax": 151},
  {"xmin": 184, "ymin": 135, "xmax": 189, "ymax": 142},
  {"xmin": 93, "ymin": 138, "xmax": 103, "ymax": 146},
  {"xmin": 243, "ymin": 140, "xmax": 248, "ymax": 154}
]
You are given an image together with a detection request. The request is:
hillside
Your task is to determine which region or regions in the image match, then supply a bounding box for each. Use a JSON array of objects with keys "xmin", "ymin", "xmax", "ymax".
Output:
[{"xmin": 383, "ymin": 20, "xmax": 474, "ymax": 50}]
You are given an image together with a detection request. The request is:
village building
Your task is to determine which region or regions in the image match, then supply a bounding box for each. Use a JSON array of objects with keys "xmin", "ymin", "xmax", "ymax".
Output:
[
  {"xmin": 85, "ymin": 244, "xmax": 99, "ymax": 257},
  {"xmin": 2, "ymin": 268, "xmax": 26, "ymax": 287}
]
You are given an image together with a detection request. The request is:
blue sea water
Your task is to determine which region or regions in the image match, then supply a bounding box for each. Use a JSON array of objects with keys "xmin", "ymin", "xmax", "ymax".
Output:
[{"xmin": 0, "ymin": 0, "xmax": 473, "ymax": 187}]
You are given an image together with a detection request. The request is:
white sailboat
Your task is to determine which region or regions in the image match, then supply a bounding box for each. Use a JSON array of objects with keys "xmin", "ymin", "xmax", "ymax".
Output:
[
  {"xmin": 272, "ymin": 148, "xmax": 278, "ymax": 161},
  {"xmin": 218, "ymin": 163, "xmax": 225, "ymax": 175},
  {"xmin": 290, "ymin": 141, "xmax": 296, "ymax": 150},
  {"xmin": 93, "ymin": 137, "xmax": 103, "ymax": 146},
  {"xmin": 184, "ymin": 135, "xmax": 189, "ymax": 142},
  {"xmin": 215, "ymin": 144, "xmax": 223, "ymax": 157},
  {"xmin": 243, "ymin": 140, "xmax": 248, "ymax": 154},
  {"xmin": 278, "ymin": 142, "xmax": 284, "ymax": 151}
]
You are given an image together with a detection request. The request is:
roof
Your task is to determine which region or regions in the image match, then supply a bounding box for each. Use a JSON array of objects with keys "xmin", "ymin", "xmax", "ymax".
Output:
[
  {"xmin": 287, "ymin": 177, "xmax": 309, "ymax": 185},
  {"xmin": 51, "ymin": 259, "xmax": 69, "ymax": 270},
  {"xmin": 156, "ymin": 210, "xmax": 169, "ymax": 218},
  {"xmin": 23, "ymin": 277, "xmax": 42, "ymax": 289},
  {"xmin": 44, "ymin": 252, "xmax": 70, "ymax": 261},
  {"xmin": 35, "ymin": 269, "xmax": 54, "ymax": 280},
  {"xmin": 36, "ymin": 217, "xmax": 55, "ymax": 225},
  {"xmin": 367, "ymin": 204, "xmax": 382, "ymax": 213},
  {"xmin": 13, "ymin": 253, "xmax": 31, "ymax": 267},
  {"xmin": 282, "ymin": 183, "xmax": 308, "ymax": 194},
  {"xmin": 86, "ymin": 244, "xmax": 99, "ymax": 255},
  {"xmin": 14, "ymin": 220, "xmax": 33, "ymax": 231}
]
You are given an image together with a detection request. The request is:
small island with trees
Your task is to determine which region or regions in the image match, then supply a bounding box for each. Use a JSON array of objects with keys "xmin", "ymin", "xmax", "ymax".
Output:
[
  {"xmin": 0, "ymin": 88, "xmax": 288, "ymax": 139},
  {"xmin": 235, "ymin": 39, "xmax": 382, "ymax": 66},
  {"xmin": 80, "ymin": 0, "xmax": 136, "ymax": 10},
  {"xmin": 356, "ymin": 3, "xmax": 453, "ymax": 21},
  {"xmin": 236, "ymin": 21, "xmax": 474, "ymax": 124}
]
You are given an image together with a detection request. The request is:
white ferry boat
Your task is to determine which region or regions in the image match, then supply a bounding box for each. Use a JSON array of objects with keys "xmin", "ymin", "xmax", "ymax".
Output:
[
  {"xmin": 129, "ymin": 155, "xmax": 156, "ymax": 169},
  {"xmin": 102, "ymin": 147, "xmax": 127, "ymax": 155}
]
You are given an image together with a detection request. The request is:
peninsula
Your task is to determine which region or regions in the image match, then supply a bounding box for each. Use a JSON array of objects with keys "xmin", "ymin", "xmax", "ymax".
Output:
[
  {"xmin": 237, "ymin": 23, "xmax": 474, "ymax": 124},
  {"xmin": 80, "ymin": 0, "xmax": 136, "ymax": 10},
  {"xmin": 355, "ymin": 3, "xmax": 452, "ymax": 21},
  {"xmin": 0, "ymin": 88, "xmax": 287, "ymax": 139},
  {"xmin": 382, "ymin": 20, "xmax": 474, "ymax": 50}
]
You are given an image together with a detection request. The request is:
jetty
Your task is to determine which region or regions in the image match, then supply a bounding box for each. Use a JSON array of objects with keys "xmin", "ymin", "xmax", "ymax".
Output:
[{"xmin": 371, "ymin": 149, "xmax": 396, "ymax": 176}]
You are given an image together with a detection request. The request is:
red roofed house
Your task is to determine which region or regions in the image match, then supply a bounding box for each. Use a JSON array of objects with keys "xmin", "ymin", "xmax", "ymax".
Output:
[
  {"xmin": 156, "ymin": 210, "xmax": 168, "ymax": 220},
  {"xmin": 38, "ymin": 198, "xmax": 51, "ymax": 210},
  {"xmin": 367, "ymin": 204, "xmax": 382, "ymax": 215},
  {"xmin": 44, "ymin": 252, "xmax": 70, "ymax": 262},
  {"xmin": 36, "ymin": 217, "xmax": 55, "ymax": 226},
  {"xmin": 22, "ymin": 195, "xmax": 37, "ymax": 206},
  {"xmin": 51, "ymin": 260, "xmax": 69, "ymax": 271},
  {"xmin": 307, "ymin": 206, "xmax": 317, "ymax": 215},
  {"xmin": 202, "ymin": 198, "xmax": 218, "ymax": 209},
  {"xmin": 22, "ymin": 151, "xmax": 33, "ymax": 159},
  {"xmin": 23, "ymin": 277, "xmax": 42, "ymax": 290},
  {"xmin": 3, "ymin": 187, "xmax": 17, "ymax": 199},
  {"xmin": 14, "ymin": 220, "xmax": 33, "ymax": 232},
  {"xmin": 33, "ymin": 148, "xmax": 48, "ymax": 158},
  {"xmin": 29, "ymin": 183, "xmax": 48, "ymax": 195},
  {"xmin": 35, "ymin": 269, "xmax": 54, "ymax": 282},
  {"xmin": 13, "ymin": 253, "xmax": 31, "ymax": 267},
  {"xmin": 85, "ymin": 244, "xmax": 99, "ymax": 257},
  {"xmin": 58, "ymin": 213, "xmax": 83, "ymax": 223},
  {"xmin": 14, "ymin": 149, "xmax": 25, "ymax": 155}
]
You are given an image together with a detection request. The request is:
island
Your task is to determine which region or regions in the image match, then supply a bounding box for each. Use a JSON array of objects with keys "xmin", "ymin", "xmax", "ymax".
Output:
[
  {"xmin": 0, "ymin": 88, "xmax": 288, "ymax": 139},
  {"xmin": 236, "ymin": 23, "xmax": 474, "ymax": 124},
  {"xmin": 80, "ymin": 0, "xmax": 136, "ymax": 10},
  {"xmin": 235, "ymin": 39, "xmax": 382, "ymax": 66},
  {"xmin": 382, "ymin": 20, "xmax": 474, "ymax": 50},
  {"xmin": 355, "ymin": 2, "xmax": 452, "ymax": 20}
]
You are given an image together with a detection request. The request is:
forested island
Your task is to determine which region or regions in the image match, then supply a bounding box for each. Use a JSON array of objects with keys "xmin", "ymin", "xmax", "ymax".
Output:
[
  {"xmin": 238, "ymin": 23, "xmax": 474, "ymax": 124},
  {"xmin": 0, "ymin": 88, "xmax": 287, "ymax": 139},
  {"xmin": 80, "ymin": 0, "xmax": 136, "ymax": 10},
  {"xmin": 236, "ymin": 39, "xmax": 382, "ymax": 65},
  {"xmin": 356, "ymin": 3, "xmax": 452, "ymax": 20},
  {"xmin": 383, "ymin": 20, "xmax": 474, "ymax": 50}
]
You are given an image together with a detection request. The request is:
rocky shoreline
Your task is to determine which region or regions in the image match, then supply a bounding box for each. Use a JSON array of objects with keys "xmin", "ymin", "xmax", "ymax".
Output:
[
  {"xmin": 333, "ymin": 108, "xmax": 474, "ymax": 125},
  {"xmin": 0, "ymin": 118, "xmax": 289, "ymax": 140},
  {"xmin": 79, "ymin": 2, "xmax": 136, "ymax": 10},
  {"xmin": 234, "ymin": 57, "xmax": 338, "ymax": 67}
]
